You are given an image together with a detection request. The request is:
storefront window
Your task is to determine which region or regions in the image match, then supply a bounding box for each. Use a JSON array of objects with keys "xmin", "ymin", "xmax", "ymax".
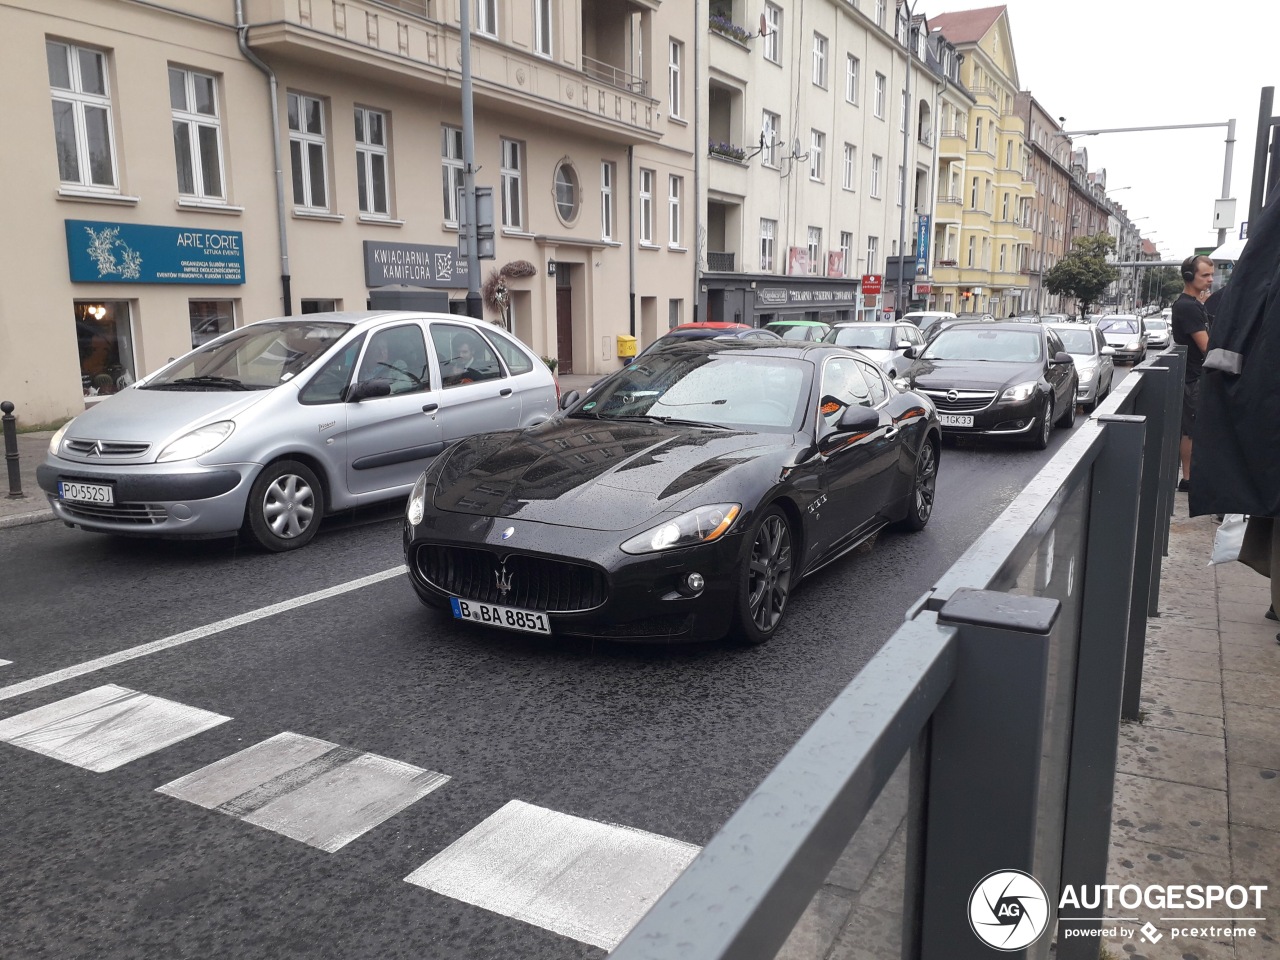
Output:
[
  {"xmin": 189, "ymin": 299, "xmax": 236, "ymax": 349},
  {"xmin": 75, "ymin": 300, "xmax": 135, "ymax": 398}
]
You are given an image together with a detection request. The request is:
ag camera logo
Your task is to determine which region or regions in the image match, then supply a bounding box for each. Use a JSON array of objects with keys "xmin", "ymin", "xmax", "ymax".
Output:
[{"xmin": 969, "ymin": 870, "xmax": 1050, "ymax": 950}]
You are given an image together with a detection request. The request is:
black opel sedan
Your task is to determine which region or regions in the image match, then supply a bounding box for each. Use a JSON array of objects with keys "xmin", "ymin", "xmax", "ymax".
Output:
[
  {"xmin": 900, "ymin": 322, "xmax": 1078, "ymax": 449},
  {"xmin": 403, "ymin": 340, "xmax": 941, "ymax": 645}
]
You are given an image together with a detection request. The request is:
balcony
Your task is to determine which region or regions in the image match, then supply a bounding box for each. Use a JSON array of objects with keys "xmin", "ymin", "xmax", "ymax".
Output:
[
  {"xmin": 938, "ymin": 131, "xmax": 967, "ymax": 160},
  {"xmin": 244, "ymin": 0, "xmax": 663, "ymax": 143},
  {"xmin": 935, "ymin": 196, "xmax": 963, "ymax": 222},
  {"xmin": 707, "ymin": 251, "xmax": 736, "ymax": 272}
]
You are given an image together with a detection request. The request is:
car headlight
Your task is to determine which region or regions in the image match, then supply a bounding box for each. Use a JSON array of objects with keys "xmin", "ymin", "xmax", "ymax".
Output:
[
  {"xmin": 407, "ymin": 471, "xmax": 429, "ymax": 526},
  {"xmin": 48, "ymin": 419, "xmax": 75, "ymax": 457},
  {"xmin": 156, "ymin": 421, "xmax": 235, "ymax": 462},
  {"xmin": 1001, "ymin": 381, "xmax": 1039, "ymax": 403},
  {"xmin": 620, "ymin": 503, "xmax": 741, "ymax": 555},
  {"xmin": 1125, "ymin": 341, "xmax": 1141, "ymax": 351},
  {"xmin": 893, "ymin": 377, "xmax": 911, "ymax": 391}
]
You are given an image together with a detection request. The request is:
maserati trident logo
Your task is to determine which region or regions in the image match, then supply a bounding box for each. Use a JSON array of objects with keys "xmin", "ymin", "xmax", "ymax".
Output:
[{"xmin": 494, "ymin": 560, "xmax": 513, "ymax": 600}]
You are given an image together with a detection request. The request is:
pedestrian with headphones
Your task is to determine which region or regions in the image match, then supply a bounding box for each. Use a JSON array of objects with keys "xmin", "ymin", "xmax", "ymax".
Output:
[{"xmin": 1170, "ymin": 254, "xmax": 1214, "ymax": 492}]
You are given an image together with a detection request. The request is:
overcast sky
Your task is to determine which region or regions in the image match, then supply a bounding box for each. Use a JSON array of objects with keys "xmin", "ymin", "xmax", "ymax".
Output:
[{"xmin": 967, "ymin": 0, "xmax": 1274, "ymax": 261}]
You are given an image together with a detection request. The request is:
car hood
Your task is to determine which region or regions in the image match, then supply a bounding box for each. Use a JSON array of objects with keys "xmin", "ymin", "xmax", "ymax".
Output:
[
  {"xmin": 61, "ymin": 386, "xmax": 275, "ymax": 447},
  {"xmin": 433, "ymin": 417, "xmax": 791, "ymax": 531},
  {"xmin": 907, "ymin": 359, "xmax": 1045, "ymax": 392}
]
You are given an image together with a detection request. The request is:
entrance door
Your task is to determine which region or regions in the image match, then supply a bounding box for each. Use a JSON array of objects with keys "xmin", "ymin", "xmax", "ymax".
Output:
[{"xmin": 555, "ymin": 270, "xmax": 574, "ymax": 374}]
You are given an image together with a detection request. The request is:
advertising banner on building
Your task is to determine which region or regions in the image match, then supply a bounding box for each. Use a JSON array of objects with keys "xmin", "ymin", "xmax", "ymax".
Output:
[
  {"xmin": 65, "ymin": 219, "xmax": 245, "ymax": 284},
  {"xmin": 364, "ymin": 241, "xmax": 469, "ymax": 289},
  {"xmin": 916, "ymin": 214, "xmax": 931, "ymax": 271},
  {"xmin": 786, "ymin": 246, "xmax": 810, "ymax": 276},
  {"xmin": 826, "ymin": 250, "xmax": 846, "ymax": 278}
]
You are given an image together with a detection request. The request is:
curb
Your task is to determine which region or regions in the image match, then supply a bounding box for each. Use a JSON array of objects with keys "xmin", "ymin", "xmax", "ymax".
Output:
[{"xmin": 0, "ymin": 508, "xmax": 56, "ymax": 530}]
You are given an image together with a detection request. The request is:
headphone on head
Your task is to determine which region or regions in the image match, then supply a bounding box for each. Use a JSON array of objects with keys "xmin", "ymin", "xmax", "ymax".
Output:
[{"xmin": 1181, "ymin": 256, "xmax": 1198, "ymax": 283}]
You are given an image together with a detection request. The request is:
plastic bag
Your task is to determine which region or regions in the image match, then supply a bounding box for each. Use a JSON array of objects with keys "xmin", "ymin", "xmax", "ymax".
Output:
[{"xmin": 1209, "ymin": 514, "xmax": 1248, "ymax": 565}]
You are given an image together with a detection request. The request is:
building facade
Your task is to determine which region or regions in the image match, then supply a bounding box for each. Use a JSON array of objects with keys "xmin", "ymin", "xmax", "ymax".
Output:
[
  {"xmin": 1016, "ymin": 91, "xmax": 1071, "ymax": 313},
  {"xmin": 3, "ymin": 0, "xmax": 697, "ymax": 423}
]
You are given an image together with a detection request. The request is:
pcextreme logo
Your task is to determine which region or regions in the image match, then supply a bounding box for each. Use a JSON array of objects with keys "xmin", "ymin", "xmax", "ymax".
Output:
[{"xmin": 968, "ymin": 870, "xmax": 1050, "ymax": 951}]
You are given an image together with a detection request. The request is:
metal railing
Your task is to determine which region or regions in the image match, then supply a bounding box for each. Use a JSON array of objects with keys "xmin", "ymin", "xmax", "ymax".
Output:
[
  {"xmin": 581, "ymin": 55, "xmax": 648, "ymax": 97},
  {"xmin": 706, "ymin": 251, "xmax": 736, "ymax": 272},
  {"xmin": 611, "ymin": 348, "xmax": 1185, "ymax": 960}
]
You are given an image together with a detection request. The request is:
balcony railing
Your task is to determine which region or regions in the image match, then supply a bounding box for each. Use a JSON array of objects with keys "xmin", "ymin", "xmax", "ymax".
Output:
[
  {"xmin": 939, "ymin": 129, "xmax": 965, "ymax": 139},
  {"xmin": 707, "ymin": 251, "xmax": 736, "ymax": 272},
  {"xmin": 581, "ymin": 55, "xmax": 648, "ymax": 97},
  {"xmin": 936, "ymin": 196, "xmax": 963, "ymax": 205},
  {"xmin": 708, "ymin": 141, "xmax": 747, "ymax": 163}
]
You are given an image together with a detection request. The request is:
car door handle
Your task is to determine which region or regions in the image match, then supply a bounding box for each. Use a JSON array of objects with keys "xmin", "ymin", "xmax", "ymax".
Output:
[
  {"xmin": 422, "ymin": 403, "xmax": 439, "ymax": 414},
  {"xmin": 499, "ymin": 387, "xmax": 513, "ymax": 397},
  {"xmin": 884, "ymin": 426, "xmax": 900, "ymax": 440}
]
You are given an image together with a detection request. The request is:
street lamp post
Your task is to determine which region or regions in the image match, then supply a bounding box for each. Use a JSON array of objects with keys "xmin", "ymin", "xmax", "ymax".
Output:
[{"xmin": 894, "ymin": 1, "xmax": 918, "ymax": 320}]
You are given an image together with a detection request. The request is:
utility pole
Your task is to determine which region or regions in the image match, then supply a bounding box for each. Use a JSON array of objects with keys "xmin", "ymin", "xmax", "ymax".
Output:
[
  {"xmin": 894, "ymin": 1, "xmax": 916, "ymax": 320},
  {"xmin": 460, "ymin": 0, "xmax": 482, "ymax": 319}
]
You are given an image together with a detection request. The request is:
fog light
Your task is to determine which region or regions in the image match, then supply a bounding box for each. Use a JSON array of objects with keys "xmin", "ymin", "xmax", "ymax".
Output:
[{"xmin": 677, "ymin": 571, "xmax": 706, "ymax": 597}]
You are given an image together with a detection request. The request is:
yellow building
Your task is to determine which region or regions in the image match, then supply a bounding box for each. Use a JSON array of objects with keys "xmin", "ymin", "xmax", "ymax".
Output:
[{"xmin": 927, "ymin": 5, "xmax": 1032, "ymax": 317}]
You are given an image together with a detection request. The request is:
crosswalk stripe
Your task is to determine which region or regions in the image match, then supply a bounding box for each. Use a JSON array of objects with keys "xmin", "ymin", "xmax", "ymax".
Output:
[
  {"xmin": 0, "ymin": 660, "xmax": 11, "ymax": 668},
  {"xmin": 0, "ymin": 684, "xmax": 230, "ymax": 772},
  {"xmin": 158, "ymin": 731, "xmax": 449, "ymax": 853},
  {"xmin": 404, "ymin": 799, "xmax": 701, "ymax": 950}
]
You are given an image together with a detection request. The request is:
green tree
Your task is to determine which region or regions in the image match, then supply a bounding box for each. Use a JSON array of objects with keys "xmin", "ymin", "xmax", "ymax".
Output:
[
  {"xmin": 1150, "ymin": 266, "xmax": 1184, "ymax": 307},
  {"xmin": 1045, "ymin": 233, "xmax": 1120, "ymax": 318}
]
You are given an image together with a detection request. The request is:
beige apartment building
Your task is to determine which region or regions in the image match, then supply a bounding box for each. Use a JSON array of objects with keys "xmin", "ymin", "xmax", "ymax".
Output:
[
  {"xmin": 699, "ymin": 0, "xmax": 940, "ymax": 325},
  {"xmin": 927, "ymin": 5, "xmax": 1032, "ymax": 318},
  {"xmin": 1, "ymin": 0, "xmax": 696, "ymax": 424}
]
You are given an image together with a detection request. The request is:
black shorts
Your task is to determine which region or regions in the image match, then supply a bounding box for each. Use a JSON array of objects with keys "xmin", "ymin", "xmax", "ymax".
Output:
[{"xmin": 1182, "ymin": 379, "xmax": 1200, "ymax": 437}]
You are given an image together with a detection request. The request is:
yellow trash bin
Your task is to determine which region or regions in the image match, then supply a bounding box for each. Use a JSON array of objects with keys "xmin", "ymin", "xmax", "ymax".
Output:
[{"xmin": 616, "ymin": 334, "xmax": 637, "ymax": 358}]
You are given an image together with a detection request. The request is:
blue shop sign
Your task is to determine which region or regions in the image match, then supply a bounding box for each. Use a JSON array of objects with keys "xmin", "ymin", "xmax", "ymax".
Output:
[{"xmin": 65, "ymin": 219, "xmax": 245, "ymax": 284}]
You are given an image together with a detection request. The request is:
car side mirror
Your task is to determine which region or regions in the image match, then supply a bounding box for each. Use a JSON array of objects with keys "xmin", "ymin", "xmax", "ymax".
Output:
[
  {"xmin": 903, "ymin": 345, "xmax": 920, "ymax": 360},
  {"xmin": 894, "ymin": 340, "xmax": 912, "ymax": 351},
  {"xmin": 1100, "ymin": 346, "xmax": 1116, "ymax": 356},
  {"xmin": 820, "ymin": 402, "xmax": 879, "ymax": 453},
  {"xmin": 1050, "ymin": 351, "xmax": 1074, "ymax": 365},
  {"xmin": 559, "ymin": 389, "xmax": 581, "ymax": 411},
  {"xmin": 346, "ymin": 378, "xmax": 393, "ymax": 402}
]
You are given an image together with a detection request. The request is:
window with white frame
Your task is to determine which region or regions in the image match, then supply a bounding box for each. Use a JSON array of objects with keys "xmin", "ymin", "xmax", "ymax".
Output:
[
  {"xmin": 967, "ymin": 235, "xmax": 975, "ymax": 266},
  {"xmin": 900, "ymin": 90, "xmax": 907, "ymax": 132},
  {"xmin": 809, "ymin": 130, "xmax": 824, "ymax": 181},
  {"xmin": 288, "ymin": 92, "xmax": 328, "ymax": 209},
  {"xmin": 441, "ymin": 125, "xmax": 463, "ymax": 223},
  {"xmin": 897, "ymin": 165, "xmax": 904, "ymax": 206},
  {"xmin": 668, "ymin": 40, "xmax": 683, "ymax": 119},
  {"xmin": 807, "ymin": 227, "xmax": 821, "ymax": 275},
  {"xmin": 845, "ymin": 54, "xmax": 859, "ymax": 104},
  {"xmin": 668, "ymin": 175, "xmax": 682, "ymax": 247},
  {"xmin": 761, "ymin": 110, "xmax": 779, "ymax": 167},
  {"xmin": 874, "ymin": 0, "xmax": 886, "ymax": 28},
  {"xmin": 500, "ymin": 137, "xmax": 523, "ymax": 229},
  {"xmin": 47, "ymin": 40, "xmax": 118, "ymax": 190},
  {"xmin": 842, "ymin": 143, "xmax": 856, "ymax": 190},
  {"xmin": 760, "ymin": 218, "xmax": 776, "ymax": 272},
  {"xmin": 477, "ymin": 0, "xmax": 498, "ymax": 37},
  {"xmin": 554, "ymin": 161, "xmax": 579, "ymax": 223},
  {"xmin": 874, "ymin": 73, "xmax": 886, "ymax": 119},
  {"xmin": 639, "ymin": 168, "xmax": 654, "ymax": 243},
  {"xmin": 668, "ymin": 299, "xmax": 682, "ymax": 329},
  {"xmin": 169, "ymin": 66, "xmax": 224, "ymax": 200},
  {"xmin": 600, "ymin": 160, "xmax": 615, "ymax": 240},
  {"xmin": 999, "ymin": 243, "xmax": 1007, "ymax": 272},
  {"xmin": 870, "ymin": 154, "xmax": 882, "ymax": 197},
  {"xmin": 355, "ymin": 106, "xmax": 389, "ymax": 216},
  {"xmin": 812, "ymin": 33, "xmax": 827, "ymax": 88},
  {"xmin": 763, "ymin": 3, "xmax": 781, "ymax": 63},
  {"xmin": 534, "ymin": 0, "xmax": 552, "ymax": 57},
  {"xmin": 866, "ymin": 236, "xmax": 879, "ymax": 273},
  {"xmin": 839, "ymin": 231, "xmax": 852, "ymax": 275}
]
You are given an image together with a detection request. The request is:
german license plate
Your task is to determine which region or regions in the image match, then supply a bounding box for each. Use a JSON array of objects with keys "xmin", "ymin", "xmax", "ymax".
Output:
[
  {"xmin": 58, "ymin": 480, "xmax": 114, "ymax": 504},
  {"xmin": 450, "ymin": 597, "xmax": 551, "ymax": 635},
  {"xmin": 939, "ymin": 414, "xmax": 974, "ymax": 427}
]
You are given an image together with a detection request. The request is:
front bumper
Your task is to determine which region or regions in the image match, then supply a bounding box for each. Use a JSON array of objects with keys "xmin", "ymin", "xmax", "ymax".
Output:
[
  {"xmin": 403, "ymin": 511, "xmax": 748, "ymax": 643},
  {"xmin": 37, "ymin": 456, "xmax": 256, "ymax": 538},
  {"xmin": 922, "ymin": 390, "xmax": 1044, "ymax": 436}
]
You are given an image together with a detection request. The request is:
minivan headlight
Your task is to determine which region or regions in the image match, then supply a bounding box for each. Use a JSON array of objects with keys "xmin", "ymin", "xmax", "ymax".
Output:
[
  {"xmin": 621, "ymin": 503, "xmax": 741, "ymax": 555},
  {"xmin": 156, "ymin": 421, "xmax": 235, "ymax": 462},
  {"xmin": 48, "ymin": 419, "xmax": 75, "ymax": 457},
  {"xmin": 1001, "ymin": 381, "xmax": 1039, "ymax": 403}
]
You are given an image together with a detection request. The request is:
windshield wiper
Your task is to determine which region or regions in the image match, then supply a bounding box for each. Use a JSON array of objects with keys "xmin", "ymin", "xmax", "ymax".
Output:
[
  {"xmin": 647, "ymin": 416, "xmax": 730, "ymax": 429},
  {"xmin": 146, "ymin": 375, "xmax": 256, "ymax": 391}
]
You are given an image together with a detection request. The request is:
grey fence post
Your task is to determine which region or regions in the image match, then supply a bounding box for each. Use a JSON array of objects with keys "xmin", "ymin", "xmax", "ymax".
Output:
[
  {"xmin": 1057, "ymin": 416, "xmax": 1146, "ymax": 958},
  {"xmin": 919, "ymin": 588, "xmax": 1060, "ymax": 960}
]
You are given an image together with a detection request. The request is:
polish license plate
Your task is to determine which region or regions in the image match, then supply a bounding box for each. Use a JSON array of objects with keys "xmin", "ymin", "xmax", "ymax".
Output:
[
  {"xmin": 450, "ymin": 597, "xmax": 551, "ymax": 635},
  {"xmin": 58, "ymin": 480, "xmax": 114, "ymax": 504},
  {"xmin": 939, "ymin": 414, "xmax": 974, "ymax": 428}
]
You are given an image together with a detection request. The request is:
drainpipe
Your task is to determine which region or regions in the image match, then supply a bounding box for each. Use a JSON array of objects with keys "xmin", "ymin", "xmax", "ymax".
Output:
[
  {"xmin": 235, "ymin": 0, "xmax": 292, "ymax": 315},
  {"xmin": 628, "ymin": 145, "xmax": 636, "ymax": 337},
  {"xmin": 692, "ymin": 0, "xmax": 703, "ymax": 322}
]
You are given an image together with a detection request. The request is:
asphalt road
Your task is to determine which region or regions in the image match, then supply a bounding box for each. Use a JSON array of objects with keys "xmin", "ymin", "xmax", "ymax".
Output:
[{"xmin": 0, "ymin": 380, "xmax": 1123, "ymax": 960}]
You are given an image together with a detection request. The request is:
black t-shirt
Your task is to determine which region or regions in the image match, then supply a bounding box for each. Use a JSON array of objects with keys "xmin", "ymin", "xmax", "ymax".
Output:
[{"xmin": 1170, "ymin": 293, "xmax": 1208, "ymax": 382}]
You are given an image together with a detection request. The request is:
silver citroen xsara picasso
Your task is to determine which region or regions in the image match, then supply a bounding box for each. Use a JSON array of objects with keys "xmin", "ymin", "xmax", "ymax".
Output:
[{"xmin": 38, "ymin": 312, "xmax": 558, "ymax": 550}]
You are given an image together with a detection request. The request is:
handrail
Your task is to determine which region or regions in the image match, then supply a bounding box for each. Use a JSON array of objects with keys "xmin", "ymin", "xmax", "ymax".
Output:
[{"xmin": 582, "ymin": 54, "xmax": 648, "ymax": 97}]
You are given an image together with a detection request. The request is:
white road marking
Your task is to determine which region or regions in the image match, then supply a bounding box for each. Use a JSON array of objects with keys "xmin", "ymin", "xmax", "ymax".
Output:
[
  {"xmin": 158, "ymin": 731, "xmax": 449, "ymax": 852},
  {"xmin": 0, "ymin": 566, "xmax": 406, "ymax": 704},
  {"xmin": 0, "ymin": 684, "xmax": 230, "ymax": 772},
  {"xmin": 0, "ymin": 660, "xmax": 11, "ymax": 668},
  {"xmin": 404, "ymin": 799, "xmax": 701, "ymax": 950}
]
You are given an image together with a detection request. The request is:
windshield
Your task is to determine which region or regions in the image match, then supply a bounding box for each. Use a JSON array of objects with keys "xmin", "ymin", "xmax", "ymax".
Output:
[
  {"xmin": 767, "ymin": 324, "xmax": 817, "ymax": 340},
  {"xmin": 1144, "ymin": 320, "xmax": 1168, "ymax": 332},
  {"xmin": 1054, "ymin": 328, "xmax": 1096, "ymax": 355},
  {"xmin": 1098, "ymin": 318, "xmax": 1139, "ymax": 334},
  {"xmin": 828, "ymin": 326, "xmax": 892, "ymax": 349},
  {"xmin": 922, "ymin": 329, "xmax": 1043, "ymax": 363},
  {"xmin": 143, "ymin": 321, "xmax": 352, "ymax": 390},
  {"xmin": 576, "ymin": 350, "xmax": 810, "ymax": 431}
]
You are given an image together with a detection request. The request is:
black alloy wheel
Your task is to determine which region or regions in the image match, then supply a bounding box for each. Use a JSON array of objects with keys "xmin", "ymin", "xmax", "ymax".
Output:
[
  {"xmin": 897, "ymin": 438, "xmax": 938, "ymax": 531},
  {"xmin": 734, "ymin": 506, "xmax": 794, "ymax": 645},
  {"xmin": 243, "ymin": 459, "xmax": 324, "ymax": 552},
  {"xmin": 1031, "ymin": 395, "xmax": 1053, "ymax": 450}
]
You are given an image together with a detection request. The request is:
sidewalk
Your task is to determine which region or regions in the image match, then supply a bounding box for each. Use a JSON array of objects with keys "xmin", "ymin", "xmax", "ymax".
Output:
[{"xmin": 0, "ymin": 428, "xmax": 54, "ymax": 529}]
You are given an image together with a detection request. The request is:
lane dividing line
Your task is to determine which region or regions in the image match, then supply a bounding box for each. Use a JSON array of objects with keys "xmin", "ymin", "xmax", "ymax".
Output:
[{"xmin": 0, "ymin": 565, "xmax": 406, "ymax": 704}]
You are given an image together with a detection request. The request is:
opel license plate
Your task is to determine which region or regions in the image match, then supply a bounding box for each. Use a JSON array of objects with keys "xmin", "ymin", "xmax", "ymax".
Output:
[
  {"xmin": 58, "ymin": 480, "xmax": 114, "ymax": 504},
  {"xmin": 939, "ymin": 414, "xmax": 974, "ymax": 428},
  {"xmin": 450, "ymin": 597, "xmax": 551, "ymax": 634}
]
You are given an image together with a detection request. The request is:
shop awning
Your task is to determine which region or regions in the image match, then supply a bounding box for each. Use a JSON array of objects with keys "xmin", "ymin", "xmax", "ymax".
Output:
[{"xmin": 1209, "ymin": 237, "xmax": 1247, "ymax": 261}]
